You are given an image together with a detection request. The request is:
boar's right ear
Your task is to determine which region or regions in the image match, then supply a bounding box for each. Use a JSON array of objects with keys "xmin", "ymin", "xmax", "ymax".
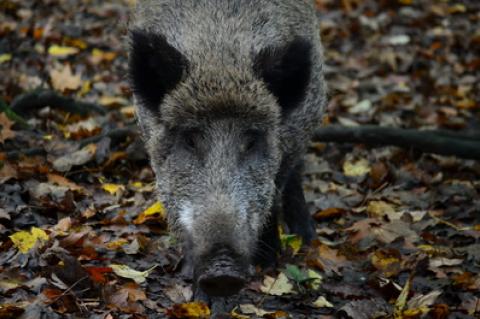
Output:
[
  {"xmin": 129, "ymin": 30, "xmax": 188, "ymax": 112},
  {"xmin": 254, "ymin": 38, "xmax": 312, "ymax": 115}
]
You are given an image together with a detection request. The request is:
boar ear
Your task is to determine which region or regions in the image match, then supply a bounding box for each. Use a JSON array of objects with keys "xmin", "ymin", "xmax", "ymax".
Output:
[
  {"xmin": 254, "ymin": 38, "xmax": 312, "ymax": 115},
  {"xmin": 129, "ymin": 30, "xmax": 188, "ymax": 112}
]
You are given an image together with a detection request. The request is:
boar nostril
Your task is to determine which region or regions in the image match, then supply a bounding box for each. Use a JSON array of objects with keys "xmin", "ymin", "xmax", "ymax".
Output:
[
  {"xmin": 199, "ymin": 274, "xmax": 245, "ymax": 297},
  {"xmin": 197, "ymin": 252, "xmax": 246, "ymax": 297}
]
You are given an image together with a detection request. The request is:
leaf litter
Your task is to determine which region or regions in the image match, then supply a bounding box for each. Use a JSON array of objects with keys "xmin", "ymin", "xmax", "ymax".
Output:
[{"xmin": 0, "ymin": 0, "xmax": 479, "ymax": 318}]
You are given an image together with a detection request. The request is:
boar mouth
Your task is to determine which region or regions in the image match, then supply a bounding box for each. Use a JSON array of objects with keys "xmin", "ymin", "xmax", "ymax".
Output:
[{"xmin": 196, "ymin": 250, "xmax": 247, "ymax": 297}]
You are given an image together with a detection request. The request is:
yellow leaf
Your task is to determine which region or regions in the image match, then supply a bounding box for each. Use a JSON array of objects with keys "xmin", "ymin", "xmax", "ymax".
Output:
[
  {"xmin": 134, "ymin": 202, "xmax": 166, "ymax": 225},
  {"xmin": 398, "ymin": 0, "xmax": 413, "ymax": 5},
  {"xmin": 99, "ymin": 96, "xmax": 128, "ymax": 108},
  {"xmin": 343, "ymin": 158, "xmax": 371, "ymax": 177},
  {"xmin": 91, "ymin": 48, "xmax": 117, "ymax": 63},
  {"xmin": 168, "ymin": 302, "xmax": 211, "ymax": 318},
  {"xmin": 394, "ymin": 275, "xmax": 412, "ymax": 318},
  {"xmin": 110, "ymin": 264, "xmax": 157, "ymax": 284},
  {"xmin": 0, "ymin": 53, "xmax": 12, "ymax": 64},
  {"xmin": 102, "ymin": 183, "xmax": 125, "ymax": 195},
  {"xmin": 78, "ymin": 80, "xmax": 92, "ymax": 96},
  {"xmin": 367, "ymin": 201, "xmax": 397, "ymax": 219},
  {"xmin": 131, "ymin": 181, "xmax": 143, "ymax": 188},
  {"xmin": 106, "ymin": 239, "xmax": 129, "ymax": 250},
  {"xmin": 120, "ymin": 105, "xmax": 136, "ymax": 118},
  {"xmin": 48, "ymin": 45, "xmax": 79, "ymax": 57},
  {"xmin": 449, "ymin": 4, "xmax": 466, "ymax": 14},
  {"xmin": 280, "ymin": 233, "xmax": 302, "ymax": 254},
  {"xmin": 9, "ymin": 227, "xmax": 49, "ymax": 253}
]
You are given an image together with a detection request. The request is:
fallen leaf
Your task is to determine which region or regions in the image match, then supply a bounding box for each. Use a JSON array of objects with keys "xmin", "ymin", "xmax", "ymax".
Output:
[
  {"xmin": 9, "ymin": 227, "xmax": 49, "ymax": 253},
  {"xmin": 53, "ymin": 143, "xmax": 97, "ymax": 172},
  {"xmin": 99, "ymin": 96, "xmax": 129, "ymax": 108},
  {"xmin": 134, "ymin": 201, "xmax": 166, "ymax": 224},
  {"xmin": 407, "ymin": 290, "xmax": 442, "ymax": 314},
  {"xmin": 0, "ymin": 53, "xmax": 12, "ymax": 64},
  {"xmin": 49, "ymin": 64, "xmax": 82, "ymax": 92},
  {"xmin": 0, "ymin": 113, "xmax": 15, "ymax": 143},
  {"xmin": 47, "ymin": 173, "xmax": 86, "ymax": 194},
  {"xmin": 343, "ymin": 158, "xmax": 371, "ymax": 177},
  {"xmin": 0, "ymin": 161, "xmax": 18, "ymax": 183},
  {"xmin": 239, "ymin": 304, "xmax": 272, "ymax": 317},
  {"xmin": 0, "ymin": 305, "xmax": 25, "ymax": 318},
  {"xmin": 260, "ymin": 272, "xmax": 294, "ymax": 296},
  {"xmin": 165, "ymin": 284, "xmax": 193, "ymax": 304},
  {"xmin": 110, "ymin": 264, "xmax": 157, "ymax": 284},
  {"xmin": 102, "ymin": 183, "xmax": 125, "ymax": 195},
  {"xmin": 371, "ymin": 249, "xmax": 402, "ymax": 277},
  {"xmin": 85, "ymin": 266, "xmax": 113, "ymax": 284},
  {"xmin": 107, "ymin": 282, "xmax": 146, "ymax": 313},
  {"xmin": 166, "ymin": 302, "xmax": 210, "ymax": 319},
  {"xmin": 90, "ymin": 48, "xmax": 117, "ymax": 64},
  {"xmin": 48, "ymin": 45, "xmax": 79, "ymax": 57},
  {"xmin": 280, "ymin": 233, "xmax": 302, "ymax": 254},
  {"xmin": 312, "ymin": 296, "xmax": 334, "ymax": 308},
  {"xmin": 394, "ymin": 275, "xmax": 412, "ymax": 317}
]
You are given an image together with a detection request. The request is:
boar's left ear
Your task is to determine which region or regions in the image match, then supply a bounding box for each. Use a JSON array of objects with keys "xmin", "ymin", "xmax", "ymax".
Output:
[
  {"xmin": 129, "ymin": 30, "xmax": 188, "ymax": 112},
  {"xmin": 254, "ymin": 38, "xmax": 312, "ymax": 115}
]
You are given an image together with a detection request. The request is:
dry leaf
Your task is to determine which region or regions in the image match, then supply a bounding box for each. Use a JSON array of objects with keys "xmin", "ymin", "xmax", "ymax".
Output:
[
  {"xmin": 343, "ymin": 158, "xmax": 371, "ymax": 177},
  {"xmin": 260, "ymin": 272, "xmax": 294, "ymax": 296},
  {"xmin": 49, "ymin": 64, "xmax": 82, "ymax": 92},
  {"xmin": 134, "ymin": 202, "xmax": 166, "ymax": 224},
  {"xmin": 167, "ymin": 302, "xmax": 210, "ymax": 319},
  {"xmin": 48, "ymin": 45, "xmax": 79, "ymax": 57},
  {"xmin": 0, "ymin": 113, "xmax": 15, "ymax": 143},
  {"xmin": 9, "ymin": 227, "xmax": 49, "ymax": 253},
  {"xmin": 110, "ymin": 264, "xmax": 157, "ymax": 284}
]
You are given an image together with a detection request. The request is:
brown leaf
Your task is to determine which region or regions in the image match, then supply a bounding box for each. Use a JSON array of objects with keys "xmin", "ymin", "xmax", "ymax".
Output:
[
  {"xmin": 0, "ymin": 113, "xmax": 15, "ymax": 144},
  {"xmin": 49, "ymin": 64, "xmax": 82, "ymax": 92},
  {"xmin": 0, "ymin": 305, "xmax": 24, "ymax": 319}
]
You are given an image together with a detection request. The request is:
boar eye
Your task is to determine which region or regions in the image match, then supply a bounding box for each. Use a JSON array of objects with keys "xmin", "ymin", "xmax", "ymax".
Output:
[
  {"xmin": 241, "ymin": 130, "xmax": 262, "ymax": 154},
  {"xmin": 181, "ymin": 129, "xmax": 200, "ymax": 150}
]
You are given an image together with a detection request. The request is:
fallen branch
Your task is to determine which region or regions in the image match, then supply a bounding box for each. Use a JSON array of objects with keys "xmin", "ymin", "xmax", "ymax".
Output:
[
  {"xmin": 11, "ymin": 89, "xmax": 106, "ymax": 116},
  {"xmin": 313, "ymin": 125, "xmax": 480, "ymax": 160}
]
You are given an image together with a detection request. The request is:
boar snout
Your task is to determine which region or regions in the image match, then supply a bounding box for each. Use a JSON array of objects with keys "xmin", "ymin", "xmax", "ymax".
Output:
[{"xmin": 196, "ymin": 248, "xmax": 247, "ymax": 297}]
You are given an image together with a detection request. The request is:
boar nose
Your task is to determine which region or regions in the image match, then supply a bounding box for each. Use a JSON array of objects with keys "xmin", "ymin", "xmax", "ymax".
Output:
[{"xmin": 197, "ymin": 252, "xmax": 246, "ymax": 297}]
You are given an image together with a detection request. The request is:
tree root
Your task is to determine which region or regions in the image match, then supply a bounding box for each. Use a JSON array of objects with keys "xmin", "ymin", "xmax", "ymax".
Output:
[
  {"xmin": 313, "ymin": 125, "xmax": 480, "ymax": 160},
  {"xmin": 11, "ymin": 89, "xmax": 106, "ymax": 116}
]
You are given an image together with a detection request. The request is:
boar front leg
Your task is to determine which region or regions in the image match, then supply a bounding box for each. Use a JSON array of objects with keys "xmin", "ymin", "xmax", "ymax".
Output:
[
  {"xmin": 254, "ymin": 202, "xmax": 281, "ymax": 267},
  {"xmin": 283, "ymin": 163, "xmax": 316, "ymax": 244}
]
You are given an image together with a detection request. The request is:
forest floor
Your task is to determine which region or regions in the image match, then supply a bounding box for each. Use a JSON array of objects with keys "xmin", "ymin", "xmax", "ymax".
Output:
[{"xmin": 0, "ymin": 0, "xmax": 479, "ymax": 318}]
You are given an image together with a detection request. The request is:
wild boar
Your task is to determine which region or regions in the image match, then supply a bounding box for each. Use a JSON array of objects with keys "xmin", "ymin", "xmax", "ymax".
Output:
[{"xmin": 128, "ymin": 0, "xmax": 326, "ymax": 301}]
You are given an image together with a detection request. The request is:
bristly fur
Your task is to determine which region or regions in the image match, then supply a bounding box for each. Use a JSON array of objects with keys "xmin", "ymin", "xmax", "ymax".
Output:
[
  {"xmin": 254, "ymin": 38, "xmax": 312, "ymax": 115},
  {"xmin": 129, "ymin": 30, "xmax": 188, "ymax": 112},
  {"xmin": 128, "ymin": 0, "xmax": 327, "ymax": 300}
]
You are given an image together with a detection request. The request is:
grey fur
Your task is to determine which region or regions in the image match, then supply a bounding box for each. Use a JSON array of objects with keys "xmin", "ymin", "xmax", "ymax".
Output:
[{"xmin": 129, "ymin": 0, "xmax": 326, "ymax": 297}]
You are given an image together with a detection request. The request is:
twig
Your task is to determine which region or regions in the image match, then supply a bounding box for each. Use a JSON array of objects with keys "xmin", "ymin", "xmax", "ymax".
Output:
[
  {"xmin": 313, "ymin": 125, "xmax": 480, "ymax": 160},
  {"xmin": 50, "ymin": 275, "xmax": 90, "ymax": 304}
]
